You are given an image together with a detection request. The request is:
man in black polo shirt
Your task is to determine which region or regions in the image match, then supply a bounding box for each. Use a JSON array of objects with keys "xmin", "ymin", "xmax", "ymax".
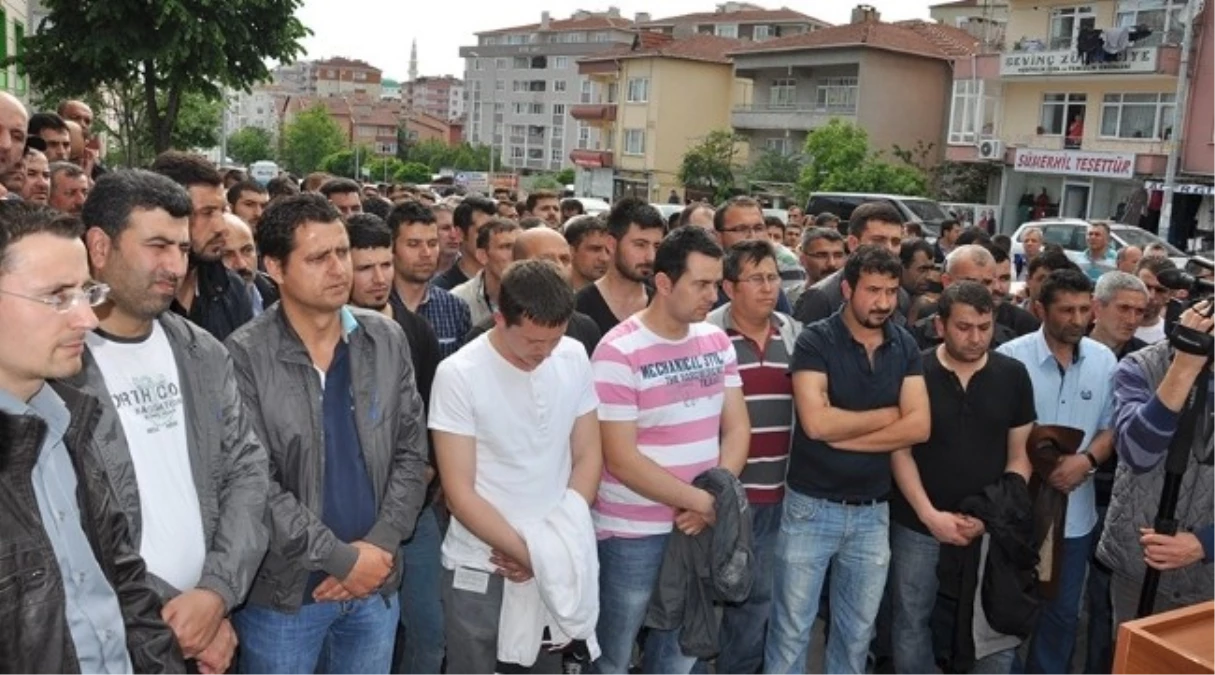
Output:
[
  {"xmin": 765, "ymin": 245, "xmax": 930, "ymax": 674},
  {"xmin": 888, "ymin": 282, "xmax": 1035, "ymax": 674}
]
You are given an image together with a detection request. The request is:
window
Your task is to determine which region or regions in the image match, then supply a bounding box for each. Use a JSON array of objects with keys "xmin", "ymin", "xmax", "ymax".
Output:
[
  {"xmin": 511, "ymin": 146, "xmax": 524, "ymax": 160},
  {"xmin": 770, "ymin": 78, "xmax": 796, "ymax": 108},
  {"xmin": 764, "ymin": 137, "xmax": 791, "ymax": 155},
  {"xmin": 1100, "ymin": 93, "xmax": 1176, "ymax": 139},
  {"xmin": 554, "ymin": 80, "xmax": 568, "ymax": 92},
  {"xmin": 495, "ymin": 58, "xmax": 508, "ymax": 69},
  {"xmin": 715, "ymin": 23, "xmax": 739, "ymax": 38},
  {"xmin": 948, "ymin": 79, "xmax": 993, "ymax": 144},
  {"xmin": 496, "ymin": 80, "xmax": 505, "ymax": 91},
  {"xmin": 506, "ymin": 33, "xmax": 529, "ymax": 45},
  {"xmin": 580, "ymin": 79, "xmax": 594, "ymax": 103},
  {"xmin": 605, "ymin": 129, "xmax": 615, "ymax": 150},
  {"xmin": 1116, "ymin": 0, "xmax": 1187, "ymax": 46},
  {"xmin": 626, "ymin": 77, "xmax": 648, "ymax": 103},
  {"xmin": 510, "ymin": 124, "xmax": 526, "ymax": 137},
  {"xmin": 0, "ymin": 10, "xmax": 8, "ymax": 91},
  {"xmin": 577, "ymin": 122, "xmax": 591, "ymax": 149},
  {"xmin": 552, "ymin": 103, "xmax": 566, "ymax": 116},
  {"xmin": 473, "ymin": 58, "xmax": 483, "ymax": 71},
  {"xmin": 1049, "ymin": 6, "xmax": 1095, "ymax": 50},
  {"xmin": 553, "ymin": 56, "xmax": 570, "ymax": 69},
  {"xmin": 607, "ymin": 82, "xmax": 619, "ymax": 103},
  {"xmin": 552, "ymin": 148, "xmax": 563, "ymax": 162},
  {"xmin": 590, "ymin": 32, "xmax": 611, "ymax": 42},
  {"xmin": 528, "ymin": 148, "xmax": 544, "ymax": 160},
  {"xmin": 815, "ymin": 77, "xmax": 858, "ymax": 112},
  {"xmin": 754, "ymin": 25, "xmax": 773, "ymax": 40},
  {"xmin": 482, "ymin": 36, "xmax": 498, "ymax": 46},
  {"xmin": 1039, "ymin": 93, "xmax": 1088, "ymax": 135},
  {"xmin": 513, "ymin": 56, "xmax": 529, "ymax": 69},
  {"xmin": 624, "ymin": 129, "xmax": 646, "ymax": 155}
]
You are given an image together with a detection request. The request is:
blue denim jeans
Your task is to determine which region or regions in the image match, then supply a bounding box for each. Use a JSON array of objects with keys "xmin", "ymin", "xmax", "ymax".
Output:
[
  {"xmin": 892, "ymin": 522, "xmax": 1021, "ymax": 674},
  {"xmin": 233, "ymin": 595, "xmax": 400, "ymax": 674},
  {"xmin": 593, "ymin": 533, "xmax": 696, "ymax": 675},
  {"xmin": 394, "ymin": 505, "xmax": 444, "ymax": 674},
  {"xmin": 718, "ymin": 502, "xmax": 782, "ymax": 674},
  {"xmin": 1024, "ymin": 527, "xmax": 1095, "ymax": 674},
  {"xmin": 764, "ymin": 492, "xmax": 891, "ymax": 674}
]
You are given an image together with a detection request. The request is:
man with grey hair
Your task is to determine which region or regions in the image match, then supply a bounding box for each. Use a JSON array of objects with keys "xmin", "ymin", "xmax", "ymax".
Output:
[
  {"xmin": 49, "ymin": 161, "xmax": 89, "ymax": 215},
  {"xmin": 911, "ymin": 244, "xmax": 1016, "ymax": 349}
]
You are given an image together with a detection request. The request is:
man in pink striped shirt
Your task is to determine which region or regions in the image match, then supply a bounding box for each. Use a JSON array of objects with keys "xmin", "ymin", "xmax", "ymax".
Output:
[{"xmin": 590, "ymin": 226, "xmax": 751, "ymax": 674}]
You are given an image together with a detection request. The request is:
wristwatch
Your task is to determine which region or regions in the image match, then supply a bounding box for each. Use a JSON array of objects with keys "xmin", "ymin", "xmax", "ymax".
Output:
[{"xmin": 1085, "ymin": 453, "xmax": 1099, "ymax": 476}]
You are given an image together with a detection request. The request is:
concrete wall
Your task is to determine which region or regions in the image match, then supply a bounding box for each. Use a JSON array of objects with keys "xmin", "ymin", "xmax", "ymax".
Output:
[
  {"xmin": 855, "ymin": 50, "xmax": 951, "ymax": 163},
  {"xmin": 1182, "ymin": 5, "xmax": 1213, "ymax": 175}
]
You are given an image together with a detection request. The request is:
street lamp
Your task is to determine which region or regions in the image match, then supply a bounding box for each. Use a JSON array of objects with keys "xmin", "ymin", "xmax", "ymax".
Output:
[{"xmin": 467, "ymin": 50, "xmax": 497, "ymax": 183}]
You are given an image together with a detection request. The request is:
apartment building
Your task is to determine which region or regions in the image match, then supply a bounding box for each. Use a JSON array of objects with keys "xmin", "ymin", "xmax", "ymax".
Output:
[
  {"xmin": 405, "ymin": 75, "xmax": 465, "ymax": 122},
  {"xmin": 637, "ymin": 2, "xmax": 830, "ymax": 40},
  {"xmin": 313, "ymin": 57, "xmax": 383, "ymax": 99},
  {"xmin": 944, "ymin": 0, "xmax": 1208, "ymax": 231},
  {"xmin": 929, "ymin": 0, "xmax": 1009, "ymax": 50},
  {"xmin": 460, "ymin": 9, "xmax": 636, "ymax": 172},
  {"xmin": 282, "ymin": 94, "xmax": 400, "ymax": 156},
  {"xmin": 273, "ymin": 61, "xmax": 317, "ymax": 95},
  {"xmin": 224, "ymin": 86, "xmax": 283, "ymax": 138},
  {"xmin": 728, "ymin": 7, "xmax": 979, "ymax": 166},
  {"xmin": 572, "ymin": 33, "xmax": 748, "ymax": 200},
  {"xmin": 1, "ymin": 0, "xmax": 30, "ymax": 101}
]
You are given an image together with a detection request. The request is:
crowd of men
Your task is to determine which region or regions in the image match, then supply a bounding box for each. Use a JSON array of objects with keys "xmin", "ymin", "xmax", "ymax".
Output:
[{"xmin": 0, "ymin": 87, "xmax": 1211, "ymax": 675}]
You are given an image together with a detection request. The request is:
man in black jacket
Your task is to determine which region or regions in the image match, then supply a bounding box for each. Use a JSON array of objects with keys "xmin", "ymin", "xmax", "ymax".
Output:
[
  {"xmin": 0, "ymin": 201, "xmax": 183, "ymax": 673},
  {"xmin": 151, "ymin": 151, "xmax": 253, "ymax": 340}
]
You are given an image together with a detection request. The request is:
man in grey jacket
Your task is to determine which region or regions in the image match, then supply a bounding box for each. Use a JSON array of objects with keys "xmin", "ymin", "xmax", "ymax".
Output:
[
  {"xmin": 225, "ymin": 193, "xmax": 429, "ymax": 674},
  {"xmin": 69, "ymin": 170, "xmax": 270, "ymax": 673}
]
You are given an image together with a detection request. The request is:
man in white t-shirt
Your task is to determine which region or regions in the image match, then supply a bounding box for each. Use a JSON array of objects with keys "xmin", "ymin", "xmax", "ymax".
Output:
[
  {"xmin": 70, "ymin": 170, "xmax": 270, "ymax": 673},
  {"xmin": 430, "ymin": 259, "xmax": 603, "ymax": 673},
  {"xmin": 1134, "ymin": 256, "xmax": 1177, "ymax": 344},
  {"xmin": 590, "ymin": 226, "xmax": 751, "ymax": 674}
]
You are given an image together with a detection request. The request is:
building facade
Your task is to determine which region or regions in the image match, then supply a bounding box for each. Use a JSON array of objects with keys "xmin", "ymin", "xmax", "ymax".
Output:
[
  {"xmin": 929, "ymin": 0, "xmax": 1009, "ymax": 51},
  {"xmin": 637, "ymin": 2, "xmax": 830, "ymax": 40},
  {"xmin": 944, "ymin": 0, "xmax": 1208, "ymax": 232},
  {"xmin": 405, "ymin": 75, "xmax": 465, "ymax": 122},
  {"xmin": 313, "ymin": 57, "xmax": 383, "ymax": 99},
  {"xmin": 573, "ymin": 33, "xmax": 749, "ymax": 201},
  {"xmin": 224, "ymin": 86, "xmax": 282, "ymax": 138},
  {"xmin": 273, "ymin": 60, "xmax": 316, "ymax": 96},
  {"xmin": 460, "ymin": 9, "xmax": 637, "ymax": 172},
  {"xmin": 2, "ymin": 0, "xmax": 30, "ymax": 101},
  {"xmin": 728, "ymin": 12, "xmax": 978, "ymax": 168}
]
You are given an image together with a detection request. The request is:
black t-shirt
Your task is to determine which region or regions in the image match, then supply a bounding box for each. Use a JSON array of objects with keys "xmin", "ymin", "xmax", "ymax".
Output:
[
  {"xmin": 787, "ymin": 310, "xmax": 924, "ymax": 502},
  {"xmin": 432, "ymin": 259, "xmax": 470, "ymax": 291},
  {"xmin": 909, "ymin": 302, "xmax": 1017, "ymax": 351},
  {"xmin": 392, "ymin": 305, "xmax": 441, "ymax": 412},
  {"xmin": 460, "ymin": 311, "xmax": 603, "ymax": 358},
  {"xmin": 575, "ymin": 283, "xmax": 653, "ymax": 337},
  {"xmin": 890, "ymin": 349, "xmax": 1037, "ymax": 534},
  {"xmin": 997, "ymin": 301, "xmax": 1040, "ymax": 337}
]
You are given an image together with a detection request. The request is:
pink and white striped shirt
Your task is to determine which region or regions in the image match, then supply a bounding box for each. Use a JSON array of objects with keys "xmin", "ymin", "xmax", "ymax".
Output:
[{"xmin": 591, "ymin": 316, "xmax": 741, "ymax": 539}]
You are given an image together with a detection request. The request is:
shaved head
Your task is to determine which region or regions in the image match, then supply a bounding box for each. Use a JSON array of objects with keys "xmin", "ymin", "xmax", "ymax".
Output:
[
  {"xmin": 0, "ymin": 92, "xmax": 29, "ymax": 175},
  {"xmin": 512, "ymin": 226, "xmax": 573, "ymax": 282}
]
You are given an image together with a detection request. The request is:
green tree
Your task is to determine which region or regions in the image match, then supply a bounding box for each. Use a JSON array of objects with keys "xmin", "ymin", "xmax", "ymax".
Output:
[
  {"xmin": 678, "ymin": 130, "xmax": 743, "ymax": 202},
  {"xmin": 555, "ymin": 168, "xmax": 576, "ymax": 185},
  {"xmin": 747, "ymin": 149, "xmax": 805, "ymax": 185},
  {"xmin": 24, "ymin": 0, "xmax": 309, "ymax": 153},
  {"xmin": 172, "ymin": 93, "xmax": 223, "ymax": 150},
  {"xmin": 796, "ymin": 120, "xmax": 927, "ymax": 200},
  {"xmin": 284, "ymin": 106, "xmax": 348, "ymax": 175},
  {"xmin": 528, "ymin": 174, "xmax": 564, "ymax": 191},
  {"xmin": 394, "ymin": 162, "xmax": 432, "ymax": 184},
  {"xmin": 97, "ymin": 89, "xmax": 221, "ymax": 167},
  {"xmin": 227, "ymin": 127, "xmax": 276, "ymax": 166}
]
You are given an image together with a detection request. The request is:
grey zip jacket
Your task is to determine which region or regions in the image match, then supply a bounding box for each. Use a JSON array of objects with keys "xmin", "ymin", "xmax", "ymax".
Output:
[
  {"xmin": 67, "ymin": 311, "xmax": 270, "ymax": 611},
  {"xmin": 225, "ymin": 304, "xmax": 429, "ymax": 611}
]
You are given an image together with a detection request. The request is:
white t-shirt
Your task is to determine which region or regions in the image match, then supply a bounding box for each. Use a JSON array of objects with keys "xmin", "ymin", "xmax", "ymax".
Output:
[
  {"xmin": 86, "ymin": 323, "xmax": 206, "ymax": 591},
  {"xmin": 1135, "ymin": 316, "xmax": 1167, "ymax": 344},
  {"xmin": 429, "ymin": 333, "xmax": 598, "ymax": 573}
]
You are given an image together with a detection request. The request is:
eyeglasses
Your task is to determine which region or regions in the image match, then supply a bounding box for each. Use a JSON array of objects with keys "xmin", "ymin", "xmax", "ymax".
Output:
[
  {"xmin": 0, "ymin": 283, "xmax": 110, "ymax": 313},
  {"xmin": 737, "ymin": 274, "xmax": 782, "ymax": 287},
  {"xmin": 722, "ymin": 224, "xmax": 768, "ymax": 236}
]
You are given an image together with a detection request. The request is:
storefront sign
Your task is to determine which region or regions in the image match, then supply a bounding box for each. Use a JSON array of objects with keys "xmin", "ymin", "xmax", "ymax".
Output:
[
  {"xmin": 1143, "ymin": 181, "xmax": 1215, "ymax": 195},
  {"xmin": 1014, "ymin": 148, "xmax": 1136, "ymax": 179},
  {"xmin": 1000, "ymin": 47, "xmax": 1158, "ymax": 77}
]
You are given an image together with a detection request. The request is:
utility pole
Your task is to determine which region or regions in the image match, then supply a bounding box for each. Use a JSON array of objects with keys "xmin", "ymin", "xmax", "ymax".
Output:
[
  {"xmin": 1158, "ymin": 0, "xmax": 1203, "ymax": 249},
  {"xmin": 219, "ymin": 88, "xmax": 230, "ymax": 167}
]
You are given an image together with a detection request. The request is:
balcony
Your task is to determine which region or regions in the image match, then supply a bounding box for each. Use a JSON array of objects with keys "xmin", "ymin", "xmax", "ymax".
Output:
[
  {"xmin": 731, "ymin": 103, "xmax": 855, "ymax": 132},
  {"xmin": 569, "ymin": 149, "xmax": 614, "ymax": 169},
  {"xmin": 998, "ymin": 44, "xmax": 1180, "ymax": 78},
  {"xmin": 570, "ymin": 103, "xmax": 617, "ymax": 123}
]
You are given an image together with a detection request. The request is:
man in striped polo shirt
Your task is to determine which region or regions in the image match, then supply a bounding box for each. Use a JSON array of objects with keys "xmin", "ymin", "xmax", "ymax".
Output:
[
  {"xmin": 591, "ymin": 226, "xmax": 751, "ymax": 674},
  {"xmin": 708, "ymin": 240, "xmax": 799, "ymax": 673}
]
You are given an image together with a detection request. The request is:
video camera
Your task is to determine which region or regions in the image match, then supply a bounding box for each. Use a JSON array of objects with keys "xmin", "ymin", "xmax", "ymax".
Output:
[{"xmin": 1159, "ymin": 257, "xmax": 1215, "ymax": 342}]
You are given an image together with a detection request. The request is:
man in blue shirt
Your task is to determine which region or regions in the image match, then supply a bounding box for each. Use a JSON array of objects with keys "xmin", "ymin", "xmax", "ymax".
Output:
[
  {"xmin": 0, "ymin": 200, "xmax": 181, "ymax": 672},
  {"xmin": 1082, "ymin": 222, "xmax": 1118, "ymax": 281},
  {"xmin": 998, "ymin": 269, "xmax": 1118, "ymax": 674}
]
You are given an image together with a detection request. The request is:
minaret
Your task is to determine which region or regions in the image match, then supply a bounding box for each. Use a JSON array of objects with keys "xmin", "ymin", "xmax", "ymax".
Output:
[{"xmin": 408, "ymin": 39, "xmax": 418, "ymax": 83}]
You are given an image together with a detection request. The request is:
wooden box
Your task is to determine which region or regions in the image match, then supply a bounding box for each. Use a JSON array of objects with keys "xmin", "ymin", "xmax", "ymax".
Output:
[{"xmin": 1114, "ymin": 600, "xmax": 1214, "ymax": 674}]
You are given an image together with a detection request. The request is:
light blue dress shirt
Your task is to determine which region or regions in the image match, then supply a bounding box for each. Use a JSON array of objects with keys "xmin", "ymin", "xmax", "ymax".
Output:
[
  {"xmin": 997, "ymin": 330, "xmax": 1117, "ymax": 539},
  {"xmin": 0, "ymin": 385, "xmax": 133, "ymax": 674}
]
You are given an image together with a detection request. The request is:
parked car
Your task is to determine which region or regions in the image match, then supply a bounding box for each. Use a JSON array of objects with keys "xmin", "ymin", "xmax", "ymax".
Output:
[
  {"xmin": 1009, "ymin": 218, "xmax": 1189, "ymax": 269},
  {"xmin": 651, "ymin": 203, "xmax": 683, "ymax": 221},
  {"xmin": 573, "ymin": 197, "xmax": 612, "ymax": 217},
  {"xmin": 805, "ymin": 192, "xmax": 950, "ymax": 239}
]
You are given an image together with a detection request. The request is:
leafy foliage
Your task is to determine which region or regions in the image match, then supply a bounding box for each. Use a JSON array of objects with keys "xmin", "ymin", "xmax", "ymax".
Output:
[
  {"xmin": 227, "ymin": 127, "xmax": 276, "ymax": 166},
  {"xmin": 24, "ymin": 0, "xmax": 309, "ymax": 152},
  {"xmin": 678, "ymin": 130, "xmax": 743, "ymax": 202},
  {"xmin": 796, "ymin": 120, "xmax": 928, "ymax": 200},
  {"xmin": 282, "ymin": 105, "xmax": 348, "ymax": 175},
  {"xmin": 101, "ymin": 90, "xmax": 221, "ymax": 167},
  {"xmin": 397, "ymin": 138, "xmax": 500, "ymax": 173},
  {"xmin": 394, "ymin": 162, "xmax": 433, "ymax": 184},
  {"xmin": 555, "ymin": 168, "xmax": 576, "ymax": 185},
  {"xmin": 746, "ymin": 148, "xmax": 805, "ymax": 189}
]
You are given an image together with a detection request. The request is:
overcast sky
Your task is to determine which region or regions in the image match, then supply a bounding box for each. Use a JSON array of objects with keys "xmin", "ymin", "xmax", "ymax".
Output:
[{"xmin": 297, "ymin": 1, "xmax": 937, "ymax": 81}]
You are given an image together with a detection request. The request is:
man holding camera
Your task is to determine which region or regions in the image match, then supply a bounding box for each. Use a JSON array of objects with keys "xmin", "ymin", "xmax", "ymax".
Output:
[{"xmin": 1096, "ymin": 299, "xmax": 1213, "ymax": 628}]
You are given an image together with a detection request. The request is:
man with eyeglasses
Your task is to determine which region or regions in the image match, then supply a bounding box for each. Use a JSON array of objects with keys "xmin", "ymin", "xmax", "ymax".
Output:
[
  {"xmin": 711, "ymin": 196, "xmax": 793, "ymax": 314},
  {"xmin": 706, "ymin": 240, "xmax": 800, "ymax": 673},
  {"xmin": 0, "ymin": 201, "xmax": 184, "ymax": 672},
  {"xmin": 69, "ymin": 170, "xmax": 271, "ymax": 674},
  {"xmin": 1133, "ymin": 256, "xmax": 1177, "ymax": 344}
]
